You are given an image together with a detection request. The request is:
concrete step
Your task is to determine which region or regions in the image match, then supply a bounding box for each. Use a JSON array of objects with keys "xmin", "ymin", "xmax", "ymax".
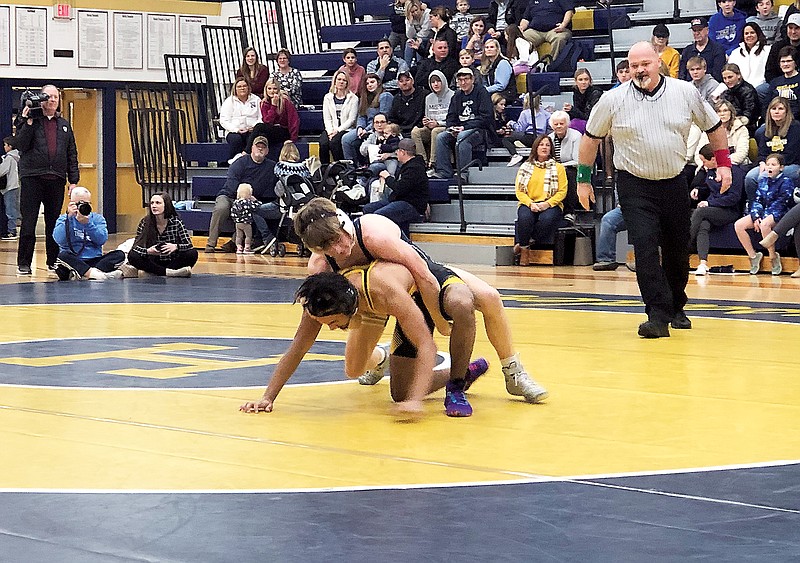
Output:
[
  {"xmin": 411, "ymin": 222, "xmax": 515, "ymax": 236},
  {"xmin": 414, "ymin": 241, "xmax": 515, "ymax": 266},
  {"xmin": 429, "ymin": 201, "xmax": 517, "ymax": 224},
  {"xmin": 466, "ymin": 165, "xmax": 518, "ymax": 185},
  {"xmin": 448, "ymin": 184, "xmax": 517, "ymax": 197}
]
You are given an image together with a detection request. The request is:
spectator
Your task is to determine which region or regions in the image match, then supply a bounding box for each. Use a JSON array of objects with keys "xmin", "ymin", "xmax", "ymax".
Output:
[
  {"xmin": 0, "ymin": 136, "xmax": 20, "ymax": 240},
  {"xmin": 244, "ymin": 79, "xmax": 299, "ymax": 157},
  {"xmin": 513, "ymin": 134, "xmax": 567, "ymax": 265},
  {"xmin": 366, "ymin": 38, "xmax": 410, "ymax": 93},
  {"xmin": 679, "ymin": 17, "xmax": 727, "ymax": 81},
  {"xmin": 236, "ymin": 47, "xmax": 269, "ymax": 99},
  {"xmin": 369, "ymin": 122, "xmax": 402, "ymax": 179},
  {"xmin": 687, "ymin": 56, "xmax": 723, "ymax": 103},
  {"xmin": 519, "ymin": 0, "xmax": 574, "ymax": 62},
  {"xmin": 759, "ymin": 185, "xmax": 800, "ymax": 276},
  {"xmin": 563, "ymin": 68, "xmax": 602, "ymax": 133},
  {"xmin": 720, "ymin": 63, "xmax": 760, "ymax": 133},
  {"xmin": 53, "ymin": 186, "xmax": 125, "ymax": 281},
  {"xmin": 387, "ymin": 70, "xmax": 428, "ymax": 136},
  {"xmin": 491, "ymin": 93, "xmax": 512, "ymax": 148},
  {"xmin": 592, "ymin": 207, "xmax": 628, "ymax": 270},
  {"xmin": 613, "ymin": 59, "xmax": 630, "ymax": 87},
  {"xmin": 765, "ymin": 13, "xmax": 800, "ymax": 84},
  {"xmin": 320, "ymin": 71, "xmax": 359, "ymax": 165},
  {"xmin": 363, "ymin": 138, "xmax": 429, "ymax": 235},
  {"xmin": 414, "ymin": 38, "xmax": 460, "ymax": 87},
  {"xmin": 418, "ymin": 6, "xmax": 459, "ymax": 61},
  {"xmin": 745, "ymin": 97, "xmax": 800, "ymax": 202},
  {"xmin": 219, "ymin": 78, "xmax": 261, "ymax": 161},
  {"xmin": 779, "ymin": 0, "xmax": 800, "ymax": 41},
  {"xmin": 128, "ymin": 192, "xmax": 198, "ymax": 277},
  {"xmin": 769, "ymin": 46, "xmax": 800, "ymax": 120},
  {"xmin": 452, "ymin": 0, "xmax": 473, "ymax": 41},
  {"xmin": 479, "ymin": 39, "xmax": 516, "ymax": 102},
  {"xmin": 404, "ymin": 0, "xmax": 432, "ymax": 66},
  {"xmin": 463, "ymin": 16, "xmax": 491, "ymax": 58},
  {"xmin": 412, "ymin": 70, "xmax": 454, "ymax": 167},
  {"xmin": 690, "ymin": 144, "xmax": 746, "ymax": 276},
  {"xmin": 549, "ymin": 110, "xmax": 581, "ymax": 220},
  {"xmin": 274, "ymin": 49, "xmax": 303, "ymax": 108},
  {"xmin": 747, "ymin": 0, "xmax": 779, "ymax": 43},
  {"xmin": 694, "ymin": 100, "xmax": 751, "ymax": 166},
  {"xmin": 505, "ymin": 24, "xmax": 538, "ymax": 76},
  {"xmin": 735, "ymin": 152, "xmax": 795, "ymax": 274},
  {"xmin": 709, "ymin": 0, "xmax": 748, "ymax": 55},
  {"xmin": 728, "ymin": 22, "xmax": 772, "ymax": 109},
  {"xmin": 205, "ymin": 137, "xmax": 278, "ymax": 253},
  {"xmin": 389, "ymin": 0, "xmax": 408, "ymax": 51},
  {"xmin": 342, "ymin": 73, "xmax": 394, "ymax": 163},
  {"xmin": 338, "ymin": 48, "xmax": 366, "ymax": 94},
  {"xmin": 651, "ymin": 23, "xmax": 679, "ymax": 78},
  {"xmin": 15, "ymin": 84, "xmax": 78, "ymax": 275},
  {"xmin": 359, "ymin": 113, "xmax": 391, "ymax": 168},
  {"xmin": 486, "ymin": 0, "xmax": 527, "ymax": 44},
  {"xmin": 432, "ymin": 67, "xmax": 493, "ymax": 179},
  {"xmin": 505, "ymin": 94, "xmax": 551, "ymax": 167},
  {"xmin": 230, "ymin": 183, "xmax": 260, "ymax": 254}
]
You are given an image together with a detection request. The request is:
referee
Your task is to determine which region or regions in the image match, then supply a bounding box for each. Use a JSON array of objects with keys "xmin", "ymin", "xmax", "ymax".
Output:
[{"xmin": 577, "ymin": 42, "xmax": 732, "ymax": 338}]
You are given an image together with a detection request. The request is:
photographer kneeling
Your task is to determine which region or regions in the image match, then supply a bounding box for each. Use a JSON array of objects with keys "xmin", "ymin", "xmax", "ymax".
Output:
[
  {"xmin": 16, "ymin": 84, "xmax": 79, "ymax": 276},
  {"xmin": 53, "ymin": 187, "xmax": 126, "ymax": 281}
]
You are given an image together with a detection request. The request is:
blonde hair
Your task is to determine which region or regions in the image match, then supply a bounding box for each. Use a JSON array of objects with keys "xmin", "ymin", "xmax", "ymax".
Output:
[
  {"xmin": 236, "ymin": 183, "xmax": 253, "ymax": 199},
  {"xmin": 384, "ymin": 123, "xmax": 401, "ymax": 136},
  {"xmin": 294, "ymin": 198, "xmax": 343, "ymax": 250},
  {"xmin": 329, "ymin": 70, "xmax": 350, "ymax": 94},
  {"xmin": 279, "ymin": 140, "xmax": 301, "ymax": 162},
  {"xmin": 766, "ymin": 96, "xmax": 794, "ymax": 138},
  {"xmin": 262, "ymin": 78, "xmax": 286, "ymax": 114}
]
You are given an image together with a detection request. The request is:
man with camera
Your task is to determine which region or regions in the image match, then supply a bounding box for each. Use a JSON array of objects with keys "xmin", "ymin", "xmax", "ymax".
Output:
[
  {"xmin": 15, "ymin": 84, "xmax": 79, "ymax": 276},
  {"xmin": 52, "ymin": 186, "xmax": 126, "ymax": 281}
]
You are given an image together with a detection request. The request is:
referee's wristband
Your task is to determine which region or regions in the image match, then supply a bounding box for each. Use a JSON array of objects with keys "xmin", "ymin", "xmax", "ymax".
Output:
[
  {"xmin": 714, "ymin": 149, "xmax": 732, "ymax": 169},
  {"xmin": 576, "ymin": 164, "xmax": 592, "ymax": 184}
]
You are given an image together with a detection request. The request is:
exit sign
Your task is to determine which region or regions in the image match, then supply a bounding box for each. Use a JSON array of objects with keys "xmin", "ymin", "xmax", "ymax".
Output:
[{"xmin": 54, "ymin": 3, "xmax": 71, "ymax": 19}]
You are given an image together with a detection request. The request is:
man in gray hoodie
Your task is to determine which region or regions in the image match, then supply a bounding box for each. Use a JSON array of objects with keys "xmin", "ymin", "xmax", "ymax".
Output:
[{"xmin": 412, "ymin": 70, "xmax": 454, "ymax": 168}]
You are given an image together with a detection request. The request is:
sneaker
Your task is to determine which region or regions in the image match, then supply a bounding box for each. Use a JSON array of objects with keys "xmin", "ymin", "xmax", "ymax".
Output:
[
  {"xmin": 105, "ymin": 270, "xmax": 124, "ymax": 280},
  {"xmin": 670, "ymin": 311, "xmax": 692, "ymax": 330},
  {"xmin": 463, "ymin": 358, "xmax": 489, "ymax": 392},
  {"xmin": 772, "ymin": 253, "xmax": 782, "ymax": 275},
  {"xmin": 426, "ymin": 168, "xmax": 437, "ymax": 178},
  {"xmin": 507, "ymin": 154, "xmax": 524, "ymax": 167},
  {"xmin": 593, "ymin": 261, "xmax": 619, "ymax": 271},
  {"xmin": 1, "ymin": 231, "xmax": 17, "ymax": 240},
  {"xmin": 638, "ymin": 320, "xmax": 670, "ymax": 338},
  {"xmin": 118, "ymin": 263, "xmax": 138, "ymax": 278},
  {"xmin": 358, "ymin": 346, "xmax": 389, "ymax": 385},
  {"xmin": 563, "ymin": 213, "xmax": 576, "ymax": 225},
  {"xmin": 444, "ymin": 379, "xmax": 472, "ymax": 417},
  {"xmin": 16, "ymin": 265, "xmax": 32, "ymax": 276},
  {"xmin": 166, "ymin": 266, "xmax": 192, "ymax": 277},
  {"xmin": 502, "ymin": 357, "xmax": 548, "ymax": 403},
  {"xmin": 243, "ymin": 248, "xmax": 255, "ymax": 255},
  {"xmin": 792, "ymin": 269, "xmax": 800, "ymax": 278},
  {"xmin": 236, "ymin": 245, "xmax": 244, "ymax": 254},
  {"xmin": 259, "ymin": 236, "xmax": 277, "ymax": 254},
  {"xmin": 54, "ymin": 259, "xmax": 80, "ymax": 281},
  {"xmin": 204, "ymin": 246, "xmax": 216, "ymax": 253},
  {"xmin": 749, "ymin": 251, "xmax": 763, "ymax": 275},
  {"xmin": 760, "ymin": 231, "xmax": 779, "ymax": 248},
  {"xmin": 694, "ymin": 263, "xmax": 709, "ymax": 276}
]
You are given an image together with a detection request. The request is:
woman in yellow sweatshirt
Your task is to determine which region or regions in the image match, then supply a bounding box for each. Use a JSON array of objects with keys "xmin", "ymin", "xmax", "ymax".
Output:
[{"xmin": 513, "ymin": 134, "xmax": 567, "ymax": 265}]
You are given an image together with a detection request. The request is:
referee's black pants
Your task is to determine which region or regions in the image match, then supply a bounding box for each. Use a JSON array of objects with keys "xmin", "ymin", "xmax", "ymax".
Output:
[{"xmin": 617, "ymin": 170, "xmax": 690, "ymax": 325}]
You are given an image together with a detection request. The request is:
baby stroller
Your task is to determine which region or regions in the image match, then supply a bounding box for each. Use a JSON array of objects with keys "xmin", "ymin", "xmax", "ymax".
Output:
[
  {"xmin": 269, "ymin": 173, "xmax": 318, "ymax": 257},
  {"xmin": 319, "ymin": 160, "xmax": 371, "ymax": 215}
]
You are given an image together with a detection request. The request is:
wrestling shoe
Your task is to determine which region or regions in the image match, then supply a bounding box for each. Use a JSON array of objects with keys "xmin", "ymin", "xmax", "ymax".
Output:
[
  {"xmin": 444, "ymin": 379, "xmax": 472, "ymax": 417},
  {"xmin": 502, "ymin": 355, "xmax": 548, "ymax": 403},
  {"xmin": 357, "ymin": 345, "xmax": 388, "ymax": 385},
  {"xmin": 463, "ymin": 358, "xmax": 489, "ymax": 392}
]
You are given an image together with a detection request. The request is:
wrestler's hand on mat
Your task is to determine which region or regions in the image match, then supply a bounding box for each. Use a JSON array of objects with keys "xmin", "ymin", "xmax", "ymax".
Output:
[
  {"xmin": 393, "ymin": 399, "xmax": 424, "ymax": 422},
  {"xmin": 240, "ymin": 398, "xmax": 273, "ymax": 413}
]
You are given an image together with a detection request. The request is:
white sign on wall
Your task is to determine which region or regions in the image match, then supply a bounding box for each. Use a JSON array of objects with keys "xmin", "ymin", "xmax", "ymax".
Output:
[
  {"xmin": 114, "ymin": 12, "xmax": 143, "ymax": 70},
  {"xmin": 78, "ymin": 11, "xmax": 108, "ymax": 68},
  {"xmin": 15, "ymin": 7, "xmax": 47, "ymax": 67},
  {"xmin": 147, "ymin": 14, "xmax": 176, "ymax": 70}
]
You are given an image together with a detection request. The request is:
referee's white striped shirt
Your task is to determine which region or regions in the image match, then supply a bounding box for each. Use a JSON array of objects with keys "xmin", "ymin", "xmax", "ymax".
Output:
[{"xmin": 585, "ymin": 77, "xmax": 720, "ymax": 181}]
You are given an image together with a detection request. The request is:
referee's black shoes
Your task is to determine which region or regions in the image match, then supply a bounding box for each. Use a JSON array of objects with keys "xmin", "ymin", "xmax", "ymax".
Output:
[
  {"xmin": 638, "ymin": 320, "xmax": 670, "ymax": 338},
  {"xmin": 671, "ymin": 311, "xmax": 692, "ymax": 330}
]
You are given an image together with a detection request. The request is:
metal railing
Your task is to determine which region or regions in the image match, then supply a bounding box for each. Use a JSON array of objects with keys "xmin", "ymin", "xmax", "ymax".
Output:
[
  {"xmin": 165, "ymin": 54, "xmax": 215, "ymax": 144},
  {"xmin": 202, "ymin": 25, "xmax": 245, "ymax": 122}
]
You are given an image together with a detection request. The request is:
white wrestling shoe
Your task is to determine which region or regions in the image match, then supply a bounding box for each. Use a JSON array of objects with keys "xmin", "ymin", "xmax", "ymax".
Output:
[
  {"xmin": 502, "ymin": 355, "xmax": 548, "ymax": 403},
  {"xmin": 358, "ymin": 345, "xmax": 389, "ymax": 385}
]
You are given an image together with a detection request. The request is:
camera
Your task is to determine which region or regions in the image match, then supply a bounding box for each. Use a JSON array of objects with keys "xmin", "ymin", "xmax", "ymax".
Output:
[
  {"xmin": 77, "ymin": 201, "xmax": 92, "ymax": 215},
  {"xmin": 20, "ymin": 90, "xmax": 50, "ymax": 119}
]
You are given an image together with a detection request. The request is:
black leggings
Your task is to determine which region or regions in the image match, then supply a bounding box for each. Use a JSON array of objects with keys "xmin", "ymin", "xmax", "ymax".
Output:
[{"xmin": 128, "ymin": 248, "xmax": 199, "ymax": 276}]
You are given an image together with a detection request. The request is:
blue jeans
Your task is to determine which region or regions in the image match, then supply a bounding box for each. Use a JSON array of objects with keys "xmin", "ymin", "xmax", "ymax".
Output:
[
  {"xmin": 744, "ymin": 164, "xmax": 800, "ymax": 206},
  {"xmin": 515, "ymin": 204, "xmax": 563, "ymax": 246},
  {"xmin": 341, "ymin": 129, "xmax": 364, "ymax": 163},
  {"xmin": 3, "ymin": 189, "xmax": 19, "ymax": 233},
  {"xmin": 362, "ymin": 200, "xmax": 422, "ymax": 236},
  {"xmin": 596, "ymin": 207, "xmax": 627, "ymax": 263},
  {"xmin": 57, "ymin": 249, "xmax": 125, "ymax": 278},
  {"xmin": 252, "ymin": 202, "xmax": 283, "ymax": 242},
  {"xmin": 434, "ymin": 129, "xmax": 484, "ymax": 178}
]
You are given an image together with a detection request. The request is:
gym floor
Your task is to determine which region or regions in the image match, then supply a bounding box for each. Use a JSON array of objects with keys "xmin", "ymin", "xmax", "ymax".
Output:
[{"xmin": 1, "ymin": 238, "xmax": 798, "ymax": 562}]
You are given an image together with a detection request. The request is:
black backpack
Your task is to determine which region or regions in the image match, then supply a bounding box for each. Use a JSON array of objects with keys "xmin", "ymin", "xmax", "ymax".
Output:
[{"xmin": 540, "ymin": 39, "xmax": 594, "ymax": 75}]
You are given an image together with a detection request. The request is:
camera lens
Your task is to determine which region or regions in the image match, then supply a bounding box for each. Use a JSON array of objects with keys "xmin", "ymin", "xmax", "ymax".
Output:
[{"xmin": 77, "ymin": 201, "xmax": 92, "ymax": 215}]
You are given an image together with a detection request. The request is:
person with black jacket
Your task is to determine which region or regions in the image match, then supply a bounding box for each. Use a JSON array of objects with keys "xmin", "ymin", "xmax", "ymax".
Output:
[
  {"xmin": 414, "ymin": 38, "xmax": 460, "ymax": 87},
  {"xmin": 15, "ymin": 84, "xmax": 78, "ymax": 276},
  {"xmin": 563, "ymin": 68, "xmax": 603, "ymax": 133},
  {"xmin": 387, "ymin": 71, "xmax": 428, "ymax": 136},
  {"xmin": 418, "ymin": 7, "xmax": 459, "ymax": 61},
  {"xmin": 486, "ymin": 0, "xmax": 528, "ymax": 45},
  {"xmin": 765, "ymin": 13, "xmax": 800, "ymax": 83},
  {"xmin": 363, "ymin": 138, "xmax": 429, "ymax": 234},
  {"xmin": 720, "ymin": 62, "xmax": 760, "ymax": 133}
]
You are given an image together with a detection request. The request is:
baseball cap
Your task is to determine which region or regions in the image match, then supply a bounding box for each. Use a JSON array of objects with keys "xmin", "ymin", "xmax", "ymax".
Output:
[
  {"xmin": 788, "ymin": 13, "xmax": 800, "ymax": 27},
  {"xmin": 652, "ymin": 23, "xmax": 670, "ymax": 38},
  {"xmin": 252, "ymin": 136, "xmax": 268, "ymax": 147},
  {"xmin": 397, "ymin": 70, "xmax": 413, "ymax": 79},
  {"xmin": 456, "ymin": 67, "xmax": 475, "ymax": 77},
  {"xmin": 397, "ymin": 138, "xmax": 416, "ymax": 153},
  {"xmin": 690, "ymin": 17, "xmax": 708, "ymax": 29}
]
